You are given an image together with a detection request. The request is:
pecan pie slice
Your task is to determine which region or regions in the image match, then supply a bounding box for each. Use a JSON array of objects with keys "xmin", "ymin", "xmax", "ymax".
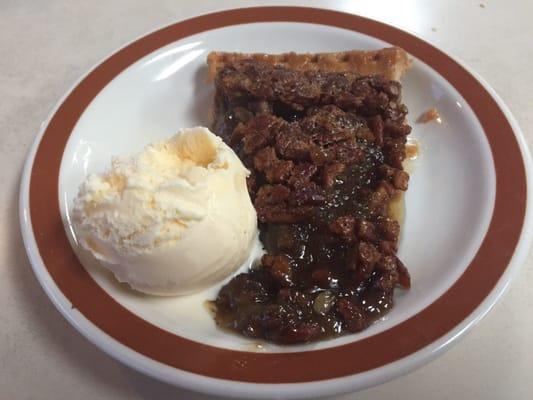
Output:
[{"xmin": 207, "ymin": 47, "xmax": 412, "ymax": 344}]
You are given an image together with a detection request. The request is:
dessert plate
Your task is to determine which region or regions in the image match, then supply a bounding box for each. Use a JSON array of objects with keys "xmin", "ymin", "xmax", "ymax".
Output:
[{"xmin": 19, "ymin": 7, "xmax": 532, "ymax": 399}]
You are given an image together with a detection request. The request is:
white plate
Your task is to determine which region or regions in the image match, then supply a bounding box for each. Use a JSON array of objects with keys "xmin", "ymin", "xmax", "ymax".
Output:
[{"xmin": 19, "ymin": 7, "xmax": 532, "ymax": 399}]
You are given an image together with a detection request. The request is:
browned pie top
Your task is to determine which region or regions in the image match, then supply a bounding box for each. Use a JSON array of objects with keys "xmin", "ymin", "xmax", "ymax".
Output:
[
  {"xmin": 209, "ymin": 49, "xmax": 413, "ymax": 343},
  {"xmin": 207, "ymin": 47, "xmax": 411, "ymax": 81}
]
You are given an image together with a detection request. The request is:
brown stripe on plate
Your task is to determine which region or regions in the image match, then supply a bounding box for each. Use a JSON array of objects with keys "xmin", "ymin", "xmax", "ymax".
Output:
[{"xmin": 29, "ymin": 7, "xmax": 527, "ymax": 382}]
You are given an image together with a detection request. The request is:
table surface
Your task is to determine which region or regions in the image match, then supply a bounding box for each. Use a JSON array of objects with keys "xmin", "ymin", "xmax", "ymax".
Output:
[{"xmin": 2, "ymin": 1, "xmax": 532, "ymax": 399}]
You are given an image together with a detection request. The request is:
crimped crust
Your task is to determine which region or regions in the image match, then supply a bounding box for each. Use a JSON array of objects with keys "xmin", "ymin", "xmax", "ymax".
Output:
[{"xmin": 207, "ymin": 46, "xmax": 411, "ymax": 81}]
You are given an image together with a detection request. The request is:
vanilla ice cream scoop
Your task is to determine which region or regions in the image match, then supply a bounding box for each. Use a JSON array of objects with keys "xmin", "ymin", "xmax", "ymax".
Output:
[{"xmin": 72, "ymin": 127, "xmax": 257, "ymax": 295}]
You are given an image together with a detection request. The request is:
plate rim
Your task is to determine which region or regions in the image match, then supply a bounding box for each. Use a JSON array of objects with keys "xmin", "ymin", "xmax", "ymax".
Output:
[{"xmin": 19, "ymin": 6, "xmax": 533, "ymax": 399}]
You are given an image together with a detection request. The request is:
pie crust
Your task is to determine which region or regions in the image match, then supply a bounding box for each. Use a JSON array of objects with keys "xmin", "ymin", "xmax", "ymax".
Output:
[{"xmin": 207, "ymin": 46, "xmax": 411, "ymax": 81}]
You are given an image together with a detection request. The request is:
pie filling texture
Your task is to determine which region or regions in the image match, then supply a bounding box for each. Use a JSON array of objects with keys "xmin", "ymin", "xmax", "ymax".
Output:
[{"xmin": 209, "ymin": 48, "xmax": 412, "ymax": 344}]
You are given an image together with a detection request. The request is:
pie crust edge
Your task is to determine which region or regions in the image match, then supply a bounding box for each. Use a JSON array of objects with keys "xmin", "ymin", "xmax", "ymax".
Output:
[{"xmin": 206, "ymin": 46, "xmax": 411, "ymax": 82}]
